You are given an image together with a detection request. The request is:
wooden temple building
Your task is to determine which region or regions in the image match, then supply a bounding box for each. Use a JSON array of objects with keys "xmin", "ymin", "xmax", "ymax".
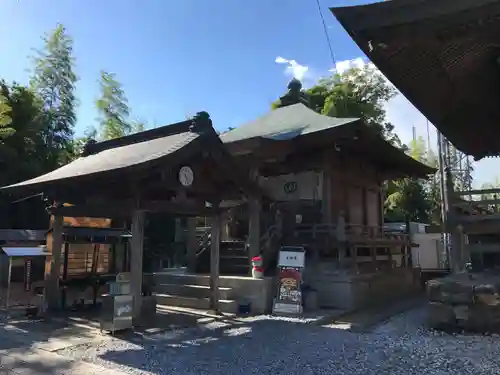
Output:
[
  {"xmin": 331, "ymin": 0, "xmax": 500, "ymax": 331},
  {"xmin": 0, "ymin": 81, "xmax": 433, "ymax": 315}
]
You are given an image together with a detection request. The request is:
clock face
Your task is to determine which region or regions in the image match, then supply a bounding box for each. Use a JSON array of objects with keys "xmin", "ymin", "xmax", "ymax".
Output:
[{"xmin": 178, "ymin": 166, "xmax": 194, "ymax": 187}]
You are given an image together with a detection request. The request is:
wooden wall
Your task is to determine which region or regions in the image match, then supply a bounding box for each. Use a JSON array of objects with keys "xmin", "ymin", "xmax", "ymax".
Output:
[
  {"xmin": 327, "ymin": 152, "xmax": 383, "ymax": 228},
  {"xmin": 45, "ymin": 215, "xmax": 113, "ymax": 278}
]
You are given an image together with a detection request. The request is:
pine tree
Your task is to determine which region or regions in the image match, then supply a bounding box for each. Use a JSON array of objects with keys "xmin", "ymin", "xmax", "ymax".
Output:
[
  {"xmin": 95, "ymin": 71, "xmax": 131, "ymax": 140},
  {"xmin": 30, "ymin": 23, "xmax": 78, "ymax": 167}
]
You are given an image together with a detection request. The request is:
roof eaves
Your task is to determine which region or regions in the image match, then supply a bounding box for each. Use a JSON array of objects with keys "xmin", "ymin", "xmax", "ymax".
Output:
[{"xmin": 86, "ymin": 119, "xmax": 194, "ymax": 155}]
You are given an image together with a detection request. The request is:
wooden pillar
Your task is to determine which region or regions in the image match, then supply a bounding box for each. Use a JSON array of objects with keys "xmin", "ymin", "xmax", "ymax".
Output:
[
  {"xmin": 353, "ymin": 245, "xmax": 359, "ymax": 274},
  {"xmin": 378, "ymin": 187, "xmax": 385, "ymax": 229},
  {"xmin": 186, "ymin": 217, "xmax": 198, "ymax": 272},
  {"xmin": 457, "ymin": 224, "xmax": 466, "ymax": 271},
  {"xmin": 130, "ymin": 210, "xmax": 145, "ymax": 319},
  {"xmin": 248, "ymin": 168, "xmax": 261, "ymax": 259},
  {"xmin": 370, "ymin": 246, "xmax": 377, "ymax": 271},
  {"xmin": 322, "ymin": 150, "xmax": 333, "ymax": 224},
  {"xmin": 445, "ymin": 168, "xmax": 461, "ymax": 273},
  {"xmin": 210, "ymin": 203, "xmax": 221, "ymax": 313},
  {"xmin": 47, "ymin": 214, "xmax": 63, "ymax": 310},
  {"xmin": 336, "ymin": 213, "xmax": 346, "ymax": 266}
]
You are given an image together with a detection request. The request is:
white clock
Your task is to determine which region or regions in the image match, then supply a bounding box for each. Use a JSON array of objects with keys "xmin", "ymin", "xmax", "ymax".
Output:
[{"xmin": 178, "ymin": 166, "xmax": 194, "ymax": 187}]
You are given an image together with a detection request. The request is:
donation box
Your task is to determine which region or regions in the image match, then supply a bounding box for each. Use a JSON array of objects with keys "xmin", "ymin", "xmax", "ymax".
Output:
[{"xmin": 100, "ymin": 272, "xmax": 133, "ymax": 335}]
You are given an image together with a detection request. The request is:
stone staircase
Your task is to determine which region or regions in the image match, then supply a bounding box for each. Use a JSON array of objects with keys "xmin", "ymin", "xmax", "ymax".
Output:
[
  {"xmin": 196, "ymin": 239, "xmax": 249, "ymax": 275},
  {"xmin": 153, "ymin": 272, "xmax": 239, "ymax": 313}
]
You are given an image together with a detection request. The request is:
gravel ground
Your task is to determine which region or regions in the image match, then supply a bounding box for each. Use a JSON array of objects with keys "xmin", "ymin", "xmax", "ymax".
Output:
[{"xmin": 56, "ymin": 307, "xmax": 500, "ymax": 375}]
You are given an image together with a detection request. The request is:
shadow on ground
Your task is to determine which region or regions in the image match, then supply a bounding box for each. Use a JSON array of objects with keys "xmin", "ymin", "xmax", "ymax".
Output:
[
  {"xmin": 0, "ymin": 347, "xmax": 76, "ymax": 375},
  {"xmin": 84, "ymin": 318, "xmax": 362, "ymax": 374}
]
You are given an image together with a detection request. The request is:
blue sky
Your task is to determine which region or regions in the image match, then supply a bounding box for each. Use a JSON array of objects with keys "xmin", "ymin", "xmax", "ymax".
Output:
[{"xmin": 0, "ymin": 0, "xmax": 498, "ymax": 185}]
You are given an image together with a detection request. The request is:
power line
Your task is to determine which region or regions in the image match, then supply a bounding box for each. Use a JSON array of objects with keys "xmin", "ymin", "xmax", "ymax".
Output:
[{"xmin": 315, "ymin": 0, "xmax": 337, "ymax": 73}]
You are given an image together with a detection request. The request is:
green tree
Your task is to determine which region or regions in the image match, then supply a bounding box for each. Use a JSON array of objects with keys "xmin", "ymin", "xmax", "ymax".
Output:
[
  {"xmin": 273, "ymin": 65, "xmax": 405, "ymax": 149},
  {"xmin": 67, "ymin": 126, "xmax": 98, "ymax": 161},
  {"xmin": 0, "ymin": 81, "xmax": 50, "ymax": 229},
  {"xmin": 95, "ymin": 71, "xmax": 131, "ymax": 140},
  {"xmin": 30, "ymin": 23, "xmax": 78, "ymax": 167},
  {"xmin": 385, "ymin": 136, "xmax": 432, "ymax": 223},
  {"xmin": 480, "ymin": 177, "xmax": 500, "ymax": 212},
  {"xmin": 0, "ymin": 94, "xmax": 15, "ymax": 140}
]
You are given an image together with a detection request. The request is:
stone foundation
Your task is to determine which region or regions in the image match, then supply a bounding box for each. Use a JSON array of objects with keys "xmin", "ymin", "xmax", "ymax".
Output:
[
  {"xmin": 305, "ymin": 261, "xmax": 420, "ymax": 310},
  {"xmin": 427, "ymin": 271, "xmax": 500, "ymax": 332}
]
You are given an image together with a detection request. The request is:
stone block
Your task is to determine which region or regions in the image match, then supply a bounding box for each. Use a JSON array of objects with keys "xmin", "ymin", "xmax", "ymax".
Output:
[
  {"xmin": 141, "ymin": 295, "xmax": 157, "ymax": 317},
  {"xmin": 473, "ymin": 284, "xmax": 500, "ymax": 307},
  {"xmin": 427, "ymin": 301, "xmax": 456, "ymax": 328},
  {"xmin": 427, "ymin": 280, "xmax": 441, "ymax": 302}
]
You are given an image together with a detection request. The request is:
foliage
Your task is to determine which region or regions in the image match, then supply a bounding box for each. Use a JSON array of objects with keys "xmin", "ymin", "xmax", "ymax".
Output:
[
  {"xmin": 273, "ymin": 65, "xmax": 406, "ymax": 150},
  {"xmin": 0, "ymin": 81, "xmax": 51, "ymax": 228},
  {"xmin": 30, "ymin": 23, "xmax": 78, "ymax": 168},
  {"xmin": 0, "ymin": 94, "xmax": 15, "ymax": 139},
  {"xmin": 385, "ymin": 137, "xmax": 433, "ymax": 223},
  {"xmin": 95, "ymin": 71, "xmax": 132, "ymax": 140},
  {"xmin": 479, "ymin": 177, "xmax": 500, "ymax": 212}
]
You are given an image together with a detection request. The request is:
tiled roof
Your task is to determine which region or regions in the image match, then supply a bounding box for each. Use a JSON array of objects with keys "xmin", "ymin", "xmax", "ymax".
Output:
[{"xmin": 220, "ymin": 103, "xmax": 359, "ymax": 143}]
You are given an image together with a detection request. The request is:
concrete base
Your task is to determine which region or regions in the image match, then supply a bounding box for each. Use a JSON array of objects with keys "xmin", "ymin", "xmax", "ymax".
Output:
[
  {"xmin": 427, "ymin": 271, "xmax": 500, "ymax": 332},
  {"xmin": 306, "ymin": 265, "xmax": 420, "ymax": 310},
  {"xmin": 152, "ymin": 271, "xmax": 274, "ymax": 314},
  {"xmin": 141, "ymin": 295, "xmax": 157, "ymax": 318}
]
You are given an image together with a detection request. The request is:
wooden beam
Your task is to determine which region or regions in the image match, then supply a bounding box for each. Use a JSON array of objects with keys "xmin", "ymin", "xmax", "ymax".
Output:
[
  {"xmin": 130, "ymin": 210, "xmax": 145, "ymax": 319},
  {"xmin": 456, "ymin": 188, "xmax": 500, "ymax": 196},
  {"xmin": 210, "ymin": 202, "xmax": 221, "ymax": 313},
  {"xmin": 454, "ymin": 199, "xmax": 500, "ymax": 207},
  {"xmin": 467, "ymin": 243, "xmax": 500, "ymax": 253},
  {"xmin": 247, "ymin": 168, "xmax": 261, "ymax": 260},
  {"xmin": 48, "ymin": 200, "xmax": 217, "ymax": 218},
  {"xmin": 47, "ymin": 214, "xmax": 63, "ymax": 310},
  {"xmin": 322, "ymin": 149, "xmax": 333, "ymax": 224},
  {"xmin": 186, "ymin": 218, "xmax": 198, "ymax": 273},
  {"xmin": 457, "ymin": 213, "xmax": 500, "ymax": 223}
]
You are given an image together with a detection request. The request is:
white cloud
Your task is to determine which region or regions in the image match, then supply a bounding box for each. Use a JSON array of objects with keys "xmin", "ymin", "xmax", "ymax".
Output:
[
  {"xmin": 332, "ymin": 57, "xmax": 367, "ymax": 75},
  {"xmin": 275, "ymin": 56, "xmax": 309, "ymax": 81}
]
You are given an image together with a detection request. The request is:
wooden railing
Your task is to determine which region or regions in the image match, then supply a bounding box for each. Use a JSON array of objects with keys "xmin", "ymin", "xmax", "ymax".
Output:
[{"xmin": 293, "ymin": 223, "xmax": 409, "ymax": 245}]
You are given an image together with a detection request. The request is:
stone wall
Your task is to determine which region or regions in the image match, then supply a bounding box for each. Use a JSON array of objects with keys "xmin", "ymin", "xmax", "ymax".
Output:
[
  {"xmin": 427, "ymin": 271, "xmax": 500, "ymax": 332},
  {"xmin": 304, "ymin": 261, "xmax": 420, "ymax": 310},
  {"xmin": 222, "ymin": 276, "xmax": 275, "ymax": 314}
]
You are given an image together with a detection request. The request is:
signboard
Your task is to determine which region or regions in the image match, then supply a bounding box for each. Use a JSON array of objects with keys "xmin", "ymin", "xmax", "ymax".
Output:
[
  {"xmin": 24, "ymin": 259, "xmax": 32, "ymax": 291},
  {"xmin": 259, "ymin": 171, "xmax": 322, "ymax": 201},
  {"xmin": 273, "ymin": 246, "xmax": 306, "ymax": 316},
  {"xmin": 278, "ymin": 247, "xmax": 306, "ymax": 268}
]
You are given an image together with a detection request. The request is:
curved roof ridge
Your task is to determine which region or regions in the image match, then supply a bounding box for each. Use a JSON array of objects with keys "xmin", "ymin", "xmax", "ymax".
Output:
[{"xmin": 220, "ymin": 103, "xmax": 360, "ymax": 144}]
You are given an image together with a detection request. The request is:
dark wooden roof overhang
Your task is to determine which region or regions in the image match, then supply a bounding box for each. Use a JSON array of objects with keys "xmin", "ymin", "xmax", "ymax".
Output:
[
  {"xmin": 1, "ymin": 113, "xmax": 262, "ymax": 217},
  {"xmin": 331, "ymin": 0, "xmax": 500, "ymax": 160}
]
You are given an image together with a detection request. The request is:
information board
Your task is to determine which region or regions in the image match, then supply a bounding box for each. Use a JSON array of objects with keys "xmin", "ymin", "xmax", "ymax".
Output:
[{"xmin": 272, "ymin": 246, "xmax": 306, "ymax": 316}]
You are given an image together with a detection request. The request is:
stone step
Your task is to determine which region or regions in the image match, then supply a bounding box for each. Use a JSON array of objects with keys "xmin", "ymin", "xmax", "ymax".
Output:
[
  {"xmin": 152, "ymin": 273, "xmax": 256, "ymax": 288},
  {"xmin": 154, "ymin": 293, "xmax": 239, "ymax": 313},
  {"xmin": 154, "ymin": 283, "xmax": 233, "ymax": 300}
]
